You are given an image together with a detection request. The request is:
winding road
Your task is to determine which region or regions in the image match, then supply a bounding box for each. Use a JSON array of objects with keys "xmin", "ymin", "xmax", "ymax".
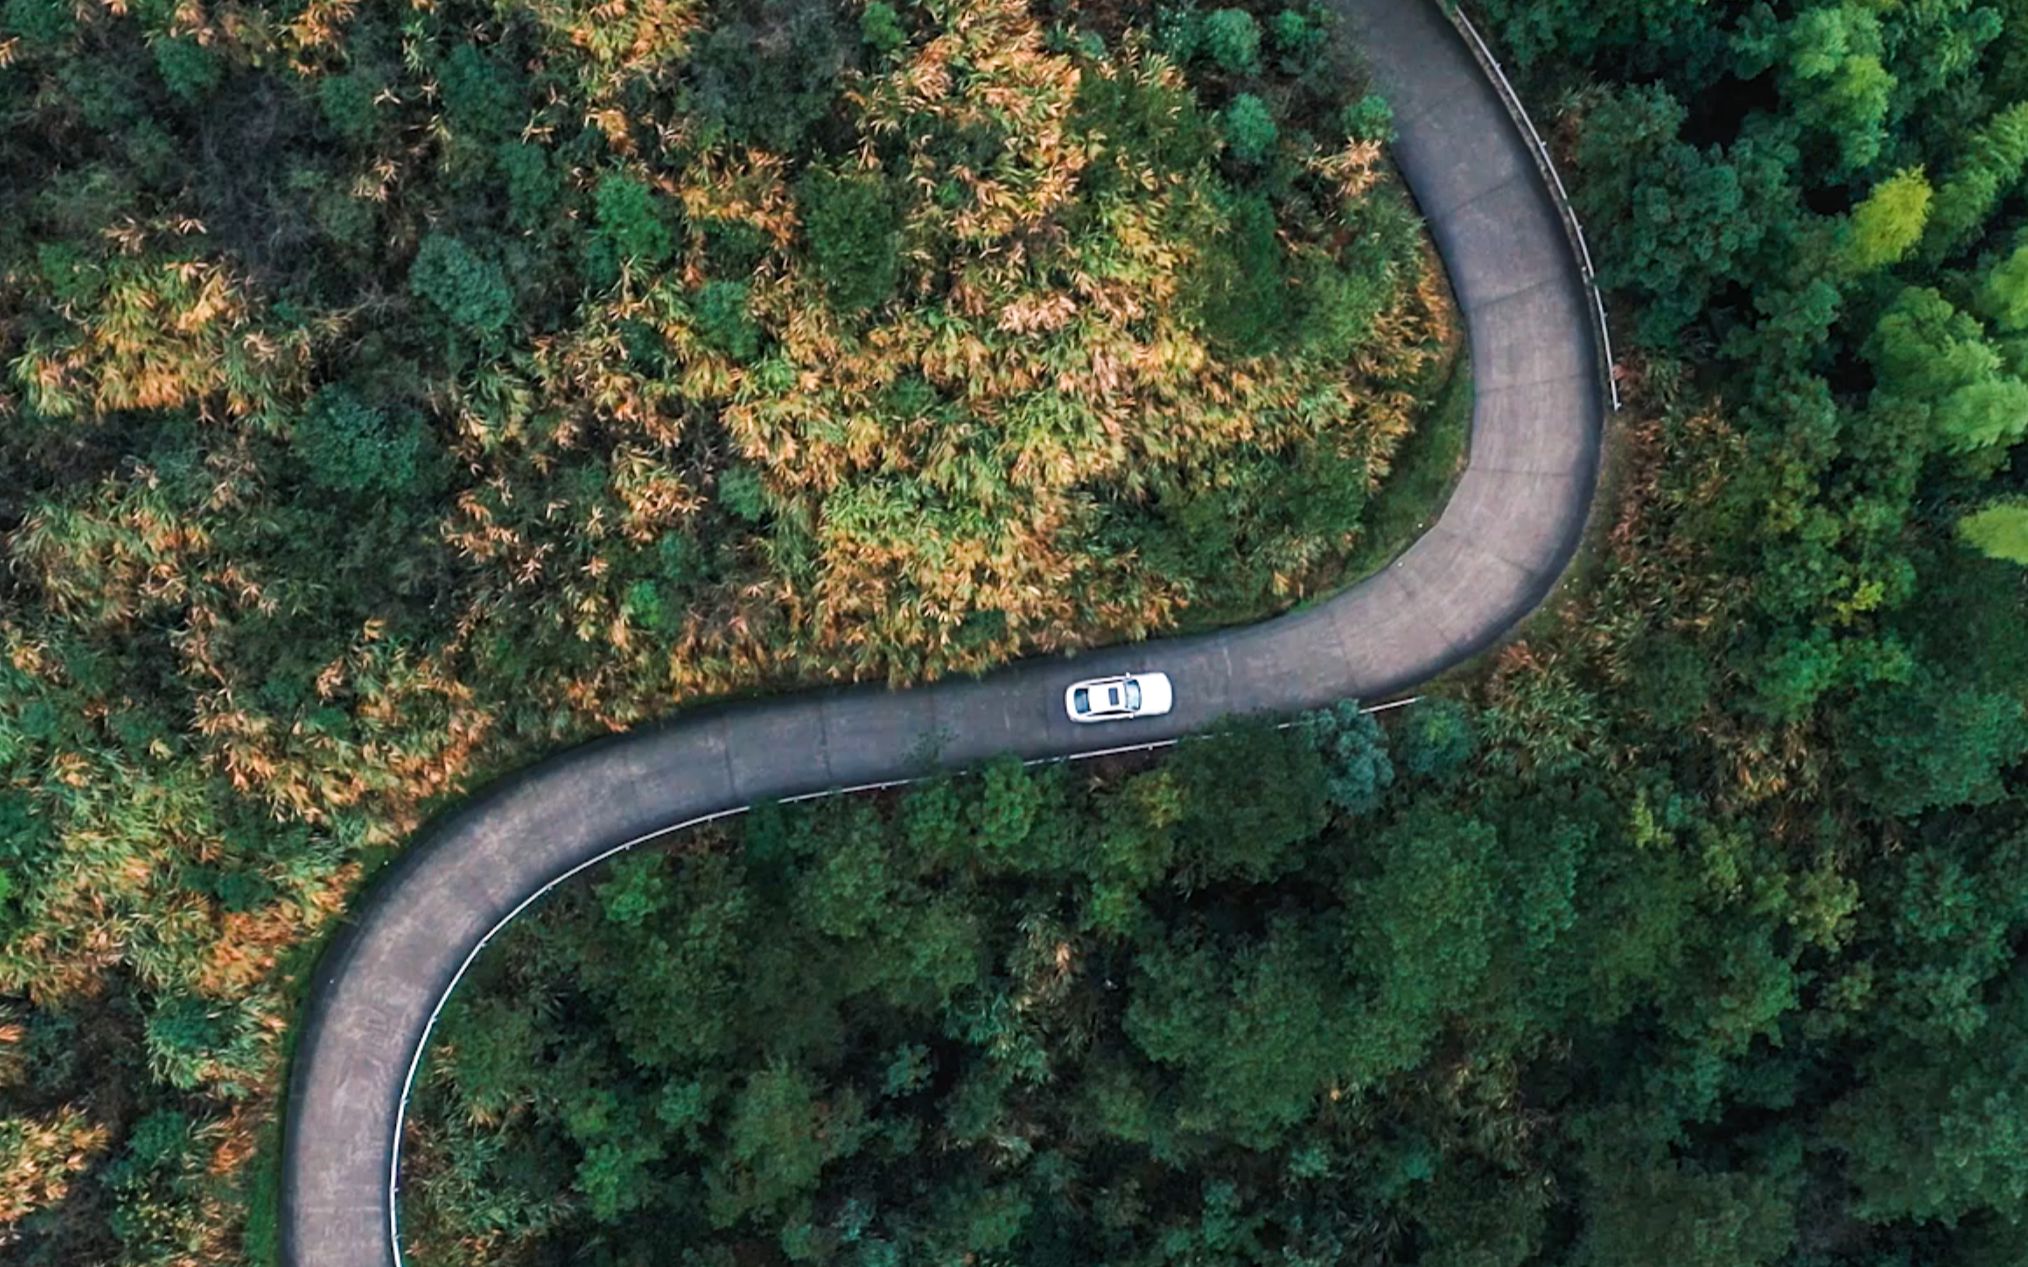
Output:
[{"xmin": 279, "ymin": 2, "xmax": 1608, "ymax": 1263}]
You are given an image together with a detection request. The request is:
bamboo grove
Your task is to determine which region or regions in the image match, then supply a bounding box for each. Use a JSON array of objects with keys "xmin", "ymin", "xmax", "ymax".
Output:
[{"xmin": 0, "ymin": 0, "xmax": 1450, "ymax": 1260}]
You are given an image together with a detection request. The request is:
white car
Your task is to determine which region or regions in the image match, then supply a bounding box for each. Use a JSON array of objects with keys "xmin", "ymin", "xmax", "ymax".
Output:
[{"xmin": 1064, "ymin": 671, "xmax": 1174, "ymax": 724}]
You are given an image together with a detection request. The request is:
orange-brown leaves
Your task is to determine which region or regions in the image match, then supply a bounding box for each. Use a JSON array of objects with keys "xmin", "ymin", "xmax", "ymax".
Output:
[
  {"xmin": 523, "ymin": 0, "xmax": 703, "ymax": 97},
  {"xmin": 0, "ymin": 1107, "xmax": 110, "ymax": 1227},
  {"xmin": 14, "ymin": 238, "xmax": 309, "ymax": 422},
  {"xmin": 675, "ymin": 148, "xmax": 800, "ymax": 249},
  {"xmin": 1313, "ymin": 138, "xmax": 1386, "ymax": 204},
  {"xmin": 853, "ymin": 0, "xmax": 1088, "ymax": 244}
]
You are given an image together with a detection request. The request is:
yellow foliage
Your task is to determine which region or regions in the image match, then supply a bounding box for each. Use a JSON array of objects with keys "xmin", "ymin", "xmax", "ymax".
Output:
[
  {"xmin": 0, "ymin": 0, "xmax": 1453, "ymax": 1176},
  {"xmin": 0, "ymin": 1106, "xmax": 110, "ymax": 1227},
  {"xmin": 520, "ymin": 0, "xmax": 704, "ymax": 97},
  {"xmin": 12, "ymin": 243, "xmax": 309, "ymax": 422},
  {"xmin": 674, "ymin": 147, "xmax": 800, "ymax": 249}
]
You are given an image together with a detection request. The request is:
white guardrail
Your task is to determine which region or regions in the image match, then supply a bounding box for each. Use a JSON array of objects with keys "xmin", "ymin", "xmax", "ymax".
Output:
[
  {"xmin": 1443, "ymin": 2, "xmax": 1623, "ymax": 412},
  {"xmin": 384, "ymin": 695, "xmax": 1421, "ymax": 1259}
]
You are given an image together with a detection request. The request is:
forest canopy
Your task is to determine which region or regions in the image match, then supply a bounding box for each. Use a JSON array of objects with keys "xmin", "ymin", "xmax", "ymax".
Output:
[
  {"xmin": 403, "ymin": 0, "xmax": 2028, "ymax": 1263},
  {"xmin": 403, "ymin": 700, "xmax": 2028, "ymax": 1267},
  {"xmin": 6, "ymin": 0, "xmax": 2028, "ymax": 1263},
  {"xmin": 0, "ymin": 0, "xmax": 1449, "ymax": 1261},
  {"xmin": 3, "ymin": 0, "xmax": 1447, "ymax": 703}
]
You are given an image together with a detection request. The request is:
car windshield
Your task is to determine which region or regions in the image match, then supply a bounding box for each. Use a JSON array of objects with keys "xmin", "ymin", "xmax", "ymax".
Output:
[
  {"xmin": 1073, "ymin": 687, "xmax": 1090, "ymax": 712},
  {"xmin": 1125, "ymin": 681, "xmax": 1142, "ymax": 710}
]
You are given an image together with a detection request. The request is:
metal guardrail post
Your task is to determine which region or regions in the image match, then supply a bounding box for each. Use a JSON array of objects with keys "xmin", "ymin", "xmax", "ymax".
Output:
[{"xmin": 1440, "ymin": 2, "xmax": 1623, "ymax": 412}]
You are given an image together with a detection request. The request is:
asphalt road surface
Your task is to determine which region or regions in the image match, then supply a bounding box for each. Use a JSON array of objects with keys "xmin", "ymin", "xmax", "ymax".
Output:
[{"xmin": 279, "ymin": 1, "xmax": 1608, "ymax": 1262}]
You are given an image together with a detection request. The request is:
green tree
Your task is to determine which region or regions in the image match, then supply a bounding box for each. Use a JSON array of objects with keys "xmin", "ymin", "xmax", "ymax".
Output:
[
  {"xmin": 594, "ymin": 173, "xmax": 676, "ymax": 268},
  {"xmin": 497, "ymin": 142, "xmax": 562, "ymax": 232},
  {"xmin": 1201, "ymin": 9, "xmax": 1263, "ymax": 75},
  {"xmin": 1575, "ymin": 1150, "xmax": 1795, "ymax": 1267},
  {"xmin": 706, "ymin": 1063, "xmax": 866, "ymax": 1227},
  {"xmin": 694, "ymin": 280, "xmax": 763, "ymax": 361},
  {"xmin": 860, "ymin": 0, "xmax": 906, "ymax": 55},
  {"xmin": 1345, "ymin": 806, "xmax": 1500, "ymax": 1079},
  {"xmin": 318, "ymin": 71, "xmax": 381, "ymax": 147},
  {"xmin": 1827, "ymin": 972, "xmax": 2028, "ymax": 1224},
  {"xmin": 2, "ymin": 0, "xmax": 73, "ymax": 48},
  {"xmin": 794, "ymin": 809, "xmax": 898, "ymax": 940},
  {"xmin": 1166, "ymin": 724, "xmax": 1329, "ymax": 886},
  {"xmin": 1342, "ymin": 92, "xmax": 1395, "ymax": 143},
  {"xmin": 1126, "ymin": 919, "xmax": 1356, "ymax": 1140},
  {"xmin": 689, "ymin": 0, "xmax": 851, "ymax": 152},
  {"xmin": 1396, "ymin": 697, "xmax": 1478, "ymax": 779},
  {"xmin": 1223, "ymin": 93, "xmax": 1278, "ymax": 164},
  {"xmin": 151, "ymin": 34, "xmax": 222, "ymax": 104},
  {"xmin": 717, "ymin": 464, "xmax": 771, "ymax": 523},
  {"xmin": 1921, "ymin": 101, "xmax": 2028, "ymax": 263},
  {"xmin": 581, "ymin": 851, "xmax": 753, "ymax": 1068},
  {"xmin": 1839, "ymin": 166, "xmax": 1930, "ymax": 272},
  {"xmin": 1959, "ymin": 500, "xmax": 2028, "ymax": 564},
  {"xmin": 1415, "ymin": 1162, "xmax": 1546, "ymax": 1267},
  {"xmin": 409, "ymin": 233, "xmax": 513, "ymax": 335},
  {"xmin": 1573, "ymin": 83, "xmax": 1787, "ymax": 342},
  {"xmin": 574, "ymin": 1128, "xmax": 665, "ymax": 1222},
  {"xmin": 1938, "ymin": 380, "xmax": 2028, "ymax": 451},
  {"xmin": 1300, "ymin": 699, "xmax": 1394, "ymax": 814},
  {"xmin": 1863, "ymin": 828, "xmax": 2028, "ymax": 1044},
  {"xmin": 1866, "ymin": 286, "xmax": 2028, "ymax": 451},
  {"xmin": 799, "ymin": 167, "xmax": 901, "ymax": 312},
  {"xmin": 1771, "ymin": 3, "xmax": 1893, "ymax": 173},
  {"xmin": 292, "ymin": 386, "xmax": 438, "ymax": 498},
  {"xmin": 1269, "ymin": 9, "xmax": 1325, "ymax": 73},
  {"xmin": 1840, "ymin": 669, "xmax": 2028, "ymax": 817},
  {"xmin": 439, "ymin": 42, "xmax": 520, "ymax": 137}
]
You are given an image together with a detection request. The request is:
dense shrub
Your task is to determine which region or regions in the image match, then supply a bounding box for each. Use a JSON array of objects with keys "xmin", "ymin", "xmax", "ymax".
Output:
[
  {"xmin": 798, "ymin": 167, "xmax": 902, "ymax": 311},
  {"xmin": 408, "ymin": 232, "xmax": 514, "ymax": 333},
  {"xmin": 1187, "ymin": 192, "xmax": 1298, "ymax": 353},
  {"xmin": 1201, "ymin": 8, "xmax": 1263, "ymax": 75},
  {"xmin": 1222, "ymin": 91, "xmax": 1278, "ymax": 162},
  {"xmin": 292, "ymin": 386, "xmax": 440, "ymax": 498}
]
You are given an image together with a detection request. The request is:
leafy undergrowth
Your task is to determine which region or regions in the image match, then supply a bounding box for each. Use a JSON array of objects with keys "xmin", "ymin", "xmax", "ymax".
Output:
[
  {"xmin": 1170, "ymin": 256, "xmax": 1471, "ymax": 633},
  {"xmin": 1337, "ymin": 337, "xmax": 1471, "ymax": 582}
]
